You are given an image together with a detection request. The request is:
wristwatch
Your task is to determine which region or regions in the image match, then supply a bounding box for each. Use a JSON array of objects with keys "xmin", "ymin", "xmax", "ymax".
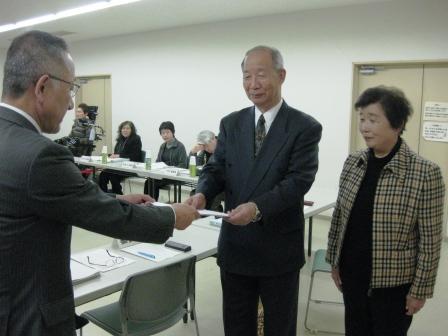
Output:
[{"xmin": 251, "ymin": 203, "xmax": 262, "ymax": 222}]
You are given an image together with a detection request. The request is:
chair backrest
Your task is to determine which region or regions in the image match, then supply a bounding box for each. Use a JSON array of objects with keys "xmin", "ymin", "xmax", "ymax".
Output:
[
  {"xmin": 140, "ymin": 150, "xmax": 146, "ymax": 163},
  {"xmin": 119, "ymin": 255, "xmax": 196, "ymax": 333}
]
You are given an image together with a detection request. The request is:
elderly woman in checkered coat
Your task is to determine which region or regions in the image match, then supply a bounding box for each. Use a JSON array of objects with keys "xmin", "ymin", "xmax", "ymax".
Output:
[{"xmin": 326, "ymin": 86, "xmax": 445, "ymax": 336}]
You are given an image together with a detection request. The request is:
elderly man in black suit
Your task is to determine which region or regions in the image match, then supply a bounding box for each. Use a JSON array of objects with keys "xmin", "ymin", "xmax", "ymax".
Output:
[
  {"xmin": 186, "ymin": 46, "xmax": 322, "ymax": 336},
  {"xmin": 0, "ymin": 30, "xmax": 199, "ymax": 336}
]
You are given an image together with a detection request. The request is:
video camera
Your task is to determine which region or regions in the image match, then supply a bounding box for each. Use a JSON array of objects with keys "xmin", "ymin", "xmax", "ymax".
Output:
[{"xmin": 86, "ymin": 106, "xmax": 98, "ymax": 122}]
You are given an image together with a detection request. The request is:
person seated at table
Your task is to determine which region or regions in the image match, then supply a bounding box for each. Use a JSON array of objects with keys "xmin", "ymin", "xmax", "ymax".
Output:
[
  {"xmin": 98, "ymin": 121, "xmax": 142, "ymax": 194},
  {"xmin": 188, "ymin": 130, "xmax": 223, "ymax": 211},
  {"xmin": 67, "ymin": 103, "xmax": 95, "ymax": 156},
  {"xmin": 188, "ymin": 130, "xmax": 217, "ymax": 166},
  {"xmin": 144, "ymin": 121, "xmax": 187, "ymax": 200}
]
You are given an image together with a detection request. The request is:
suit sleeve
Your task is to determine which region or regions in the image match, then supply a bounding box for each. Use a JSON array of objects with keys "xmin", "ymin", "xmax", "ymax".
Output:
[
  {"xmin": 27, "ymin": 144, "xmax": 174, "ymax": 243},
  {"xmin": 196, "ymin": 119, "xmax": 227, "ymax": 201}
]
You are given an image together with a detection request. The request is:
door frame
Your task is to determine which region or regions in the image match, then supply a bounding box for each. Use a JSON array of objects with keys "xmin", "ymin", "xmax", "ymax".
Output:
[
  {"xmin": 351, "ymin": 60, "xmax": 448, "ymax": 240},
  {"xmin": 75, "ymin": 74, "xmax": 112, "ymax": 154},
  {"xmin": 350, "ymin": 60, "xmax": 448, "ymax": 152}
]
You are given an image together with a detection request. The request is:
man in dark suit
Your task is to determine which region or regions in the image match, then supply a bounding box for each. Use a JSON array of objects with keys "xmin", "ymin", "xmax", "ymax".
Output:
[
  {"xmin": 0, "ymin": 30, "xmax": 199, "ymax": 336},
  {"xmin": 187, "ymin": 46, "xmax": 322, "ymax": 336}
]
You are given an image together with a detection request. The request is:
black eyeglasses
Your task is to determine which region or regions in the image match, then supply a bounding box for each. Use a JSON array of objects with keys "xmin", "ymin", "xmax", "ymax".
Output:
[
  {"xmin": 86, "ymin": 249, "xmax": 125, "ymax": 268},
  {"xmin": 48, "ymin": 74, "xmax": 81, "ymax": 97}
]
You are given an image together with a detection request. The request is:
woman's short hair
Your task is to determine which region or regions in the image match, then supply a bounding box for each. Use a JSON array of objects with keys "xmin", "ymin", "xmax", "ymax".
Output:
[
  {"xmin": 77, "ymin": 103, "xmax": 88, "ymax": 114},
  {"xmin": 159, "ymin": 121, "xmax": 175, "ymax": 135},
  {"xmin": 117, "ymin": 121, "xmax": 136, "ymax": 140},
  {"xmin": 355, "ymin": 86, "xmax": 413, "ymax": 134},
  {"xmin": 197, "ymin": 130, "xmax": 216, "ymax": 144}
]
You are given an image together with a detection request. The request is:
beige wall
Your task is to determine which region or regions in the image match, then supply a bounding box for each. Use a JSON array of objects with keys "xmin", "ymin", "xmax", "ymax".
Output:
[
  {"xmin": 62, "ymin": 0, "xmax": 448, "ymax": 191},
  {"xmin": 2, "ymin": 0, "xmax": 448, "ymax": 192}
]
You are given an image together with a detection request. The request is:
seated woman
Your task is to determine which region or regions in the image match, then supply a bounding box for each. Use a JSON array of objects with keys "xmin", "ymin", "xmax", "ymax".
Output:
[
  {"xmin": 98, "ymin": 121, "xmax": 142, "ymax": 194},
  {"xmin": 144, "ymin": 121, "xmax": 187, "ymax": 200}
]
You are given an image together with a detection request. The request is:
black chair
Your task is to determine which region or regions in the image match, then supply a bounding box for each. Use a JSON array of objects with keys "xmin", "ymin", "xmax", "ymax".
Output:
[{"xmin": 75, "ymin": 313, "xmax": 89, "ymax": 336}]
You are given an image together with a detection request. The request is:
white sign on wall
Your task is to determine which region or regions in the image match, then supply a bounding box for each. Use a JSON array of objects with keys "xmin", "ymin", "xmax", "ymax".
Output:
[
  {"xmin": 423, "ymin": 102, "xmax": 448, "ymax": 122},
  {"xmin": 422, "ymin": 122, "xmax": 448, "ymax": 142}
]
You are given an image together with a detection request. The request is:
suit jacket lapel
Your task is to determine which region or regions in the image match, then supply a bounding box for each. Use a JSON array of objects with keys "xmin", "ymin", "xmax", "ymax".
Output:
[
  {"xmin": 234, "ymin": 108, "xmax": 256, "ymax": 187},
  {"xmin": 238, "ymin": 103, "xmax": 289, "ymax": 202}
]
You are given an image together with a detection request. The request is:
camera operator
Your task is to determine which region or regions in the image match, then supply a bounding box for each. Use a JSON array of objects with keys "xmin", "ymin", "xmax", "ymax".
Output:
[{"xmin": 68, "ymin": 103, "xmax": 95, "ymax": 156}]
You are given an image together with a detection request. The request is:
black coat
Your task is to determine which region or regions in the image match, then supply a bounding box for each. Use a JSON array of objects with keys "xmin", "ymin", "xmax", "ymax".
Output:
[{"xmin": 114, "ymin": 134, "xmax": 143, "ymax": 162}]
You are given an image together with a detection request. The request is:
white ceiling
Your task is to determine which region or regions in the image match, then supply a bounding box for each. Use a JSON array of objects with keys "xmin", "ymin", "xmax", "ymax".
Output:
[{"xmin": 0, "ymin": 0, "xmax": 395, "ymax": 48}]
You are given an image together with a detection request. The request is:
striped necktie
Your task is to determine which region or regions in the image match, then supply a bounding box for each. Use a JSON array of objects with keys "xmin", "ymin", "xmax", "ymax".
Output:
[{"xmin": 255, "ymin": 114, "xmax": 266, "ymax": 156}]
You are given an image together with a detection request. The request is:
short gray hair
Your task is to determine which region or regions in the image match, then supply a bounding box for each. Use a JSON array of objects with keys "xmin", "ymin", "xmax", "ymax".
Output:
[
  {"xmin": 2, "ymin": 30, "xmax": 69, "ymax": 99},
  {"xmin": 241, "ymin": 45, "xmax": 284, "ymax": 70},
  {"xmin": 197, "ymin": 130, "xmax": 216, "ymax": 145}
]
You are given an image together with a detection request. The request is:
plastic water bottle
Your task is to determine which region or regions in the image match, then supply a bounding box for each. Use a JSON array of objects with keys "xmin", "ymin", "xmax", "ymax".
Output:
[
  {"xmin": 145, "ymin": 150, "xmax": 152, "ymax": 170},
  {"xmin": 189, "ymin": 156, "xmax": 197, "ymax": 177},
  {"xmin": 101, "ymin": 145, "xmax": 108, "ymax": 164}
]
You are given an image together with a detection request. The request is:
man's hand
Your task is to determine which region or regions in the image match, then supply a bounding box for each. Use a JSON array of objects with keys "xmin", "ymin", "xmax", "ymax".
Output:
[
  {"xmin": 227, "ymin": 202, "xmax": 257, "ymax": 226},
  {"xmin": 190, "ymin": 144, "xmax": 204, "ymax": 155},
  {"xmin": 331, "ymin": 267, "xmax": 342, "ymax": 292},
  {"xmin": 110, "ymin": 154, "xmax": 119, "ymax": 158},
  {"xmin": 184, "ymin": 193, "xmax": 206, "ymax": 209},
  {"xmin": 117, "ymin": 194, "xmax": 154, "ymax": 205},
  {"xmin": 171, "ymin": 203, "xmax": 200, "ymax": 230},
  {"xmin": 406, "ymin": 295, "xmax": 426, "ymax": 315}
]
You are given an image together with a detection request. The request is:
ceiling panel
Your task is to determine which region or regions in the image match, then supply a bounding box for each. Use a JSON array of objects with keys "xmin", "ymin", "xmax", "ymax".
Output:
[
  {"xmin": 0, "ymin": 0, "xmax": 97, "ymax": 26},
  {"xmin": 0, "ymin": 0, "xmax": 397, "ymax": 48}
]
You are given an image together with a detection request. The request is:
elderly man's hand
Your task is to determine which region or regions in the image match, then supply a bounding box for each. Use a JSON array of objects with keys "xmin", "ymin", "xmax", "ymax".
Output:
[
  {"xmin": 184, "ymin": 193, "xmax": 207, "ymax": 210},
  {"xmin": 190, "ymin": 144, "xmax": 204, "ymax": 155},
  {"xmin": 226, "ymin": 202, "xmax": 257, "ymax": 226},
  {"xmin": 116, "ymin": 194, "xmax": 154, "ymax": 205}
]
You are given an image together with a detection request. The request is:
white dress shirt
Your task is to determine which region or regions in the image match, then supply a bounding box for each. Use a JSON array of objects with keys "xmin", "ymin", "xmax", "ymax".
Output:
[
  {"xmin": 0, "ymin": 102, "xmax": 42, "ymax": 133},
  {"xmin": 254, "ymin": 99, "xmax": 283, "ymax": 134}
]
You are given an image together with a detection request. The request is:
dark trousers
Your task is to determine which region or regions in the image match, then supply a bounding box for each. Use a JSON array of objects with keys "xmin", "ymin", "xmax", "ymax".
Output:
[
  {"xmin": 220, "ymin": 268, "xmax": 300, "ymax": 336},
  {"xmin": 341, "ymin": 277, "xmax": 412, "ymax": 336},
  {"xmin": 98, "ymin": 170, "xmax": 124, "ymax": 194}
]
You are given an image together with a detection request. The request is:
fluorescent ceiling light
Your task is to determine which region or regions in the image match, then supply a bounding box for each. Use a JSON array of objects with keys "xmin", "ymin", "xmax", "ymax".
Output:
[{"xmin": 0, "ymin": 0, "xmax": 143, "ymax": 33}]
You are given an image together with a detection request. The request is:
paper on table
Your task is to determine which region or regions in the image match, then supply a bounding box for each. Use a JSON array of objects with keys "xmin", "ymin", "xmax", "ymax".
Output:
[
  {"xmin": 151, "ymin": 162, "xmax": 168, "ymax": 170},
  {"xmin": 121, "ymin": 242, "xmax": 181, "ymax": 262},
  {"xmin": 70, "ymin": 259, "xmax": 100, "ymax": 285},
  {"xmin": 152, "ymin": 201, "xmax": 172, "ymax": 207},
  {"xmin": 78, "ymin": 156, "xmax": 128, "ymax": 163},
  {"xmin": 71, "ymin": 248, "xmax": 135, "ymax": 273},
  {"xmin": 199, "ymin": 209, "xmax": 229, "ymax": 218}
]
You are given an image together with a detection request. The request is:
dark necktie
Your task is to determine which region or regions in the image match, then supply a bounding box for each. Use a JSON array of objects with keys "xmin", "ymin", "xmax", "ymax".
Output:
[{"xmin": 255, "ymin": 114, "xmax": 266, "ymax": 156}]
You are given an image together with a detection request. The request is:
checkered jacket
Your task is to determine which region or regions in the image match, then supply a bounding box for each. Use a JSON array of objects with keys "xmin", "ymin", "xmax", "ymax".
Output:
[{"xmin": 326, "ymin": 140, "xmax": 445, "ymax": 299}]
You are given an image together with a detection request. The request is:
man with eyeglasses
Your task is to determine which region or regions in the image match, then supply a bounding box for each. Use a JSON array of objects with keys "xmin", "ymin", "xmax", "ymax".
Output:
[{"xmin": 0, "ymin": 30, "xmax": 199, "ymax": 336}]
